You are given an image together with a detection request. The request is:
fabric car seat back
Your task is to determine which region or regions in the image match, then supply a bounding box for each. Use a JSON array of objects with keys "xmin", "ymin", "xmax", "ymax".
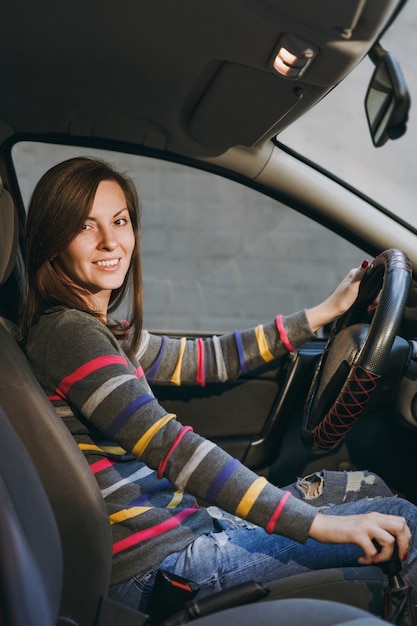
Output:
[
  {"xmin": 0, "ymin": 185, "xmax": 113, "ymax": 626},
  {"xmin": 0, "ymin": 407, "xmax": 62, "ymax": 626}
]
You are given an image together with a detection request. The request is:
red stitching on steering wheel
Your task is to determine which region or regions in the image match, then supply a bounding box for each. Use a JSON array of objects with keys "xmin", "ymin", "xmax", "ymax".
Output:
[
  {"xmin": 302, "ymin": 248, "xmax": 411, "ymax": 452},
  {"xmin": 313, "ymin": 365, "xmax": 381, "ymax": 450}
]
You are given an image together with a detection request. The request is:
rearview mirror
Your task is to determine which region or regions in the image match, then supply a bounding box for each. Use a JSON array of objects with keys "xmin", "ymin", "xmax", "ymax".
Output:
[{"xmin": 365, "ymin": 45, "xmax": 410, "ymax": 147}]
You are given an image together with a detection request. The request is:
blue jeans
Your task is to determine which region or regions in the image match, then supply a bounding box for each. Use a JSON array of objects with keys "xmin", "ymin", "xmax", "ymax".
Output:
[{"xmin": 108, "ymin": 471, "xmax": 417, "ymax": 612}]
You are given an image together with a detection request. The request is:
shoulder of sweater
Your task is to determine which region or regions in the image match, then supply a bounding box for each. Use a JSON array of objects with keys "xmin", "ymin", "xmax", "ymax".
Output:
[
  {"xmin": 34, "ymin": 307, "xmax": 118, "ymax": 344},
  {"xmin": 41, "ymin": 307, "xmax": 105, "ymax": 327},
  {"xmin": 28, "ymin": 308, "xmax": 133, "ymax": 366}
]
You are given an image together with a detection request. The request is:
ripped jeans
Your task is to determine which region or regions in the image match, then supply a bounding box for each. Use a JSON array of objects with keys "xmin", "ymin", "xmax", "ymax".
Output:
[
  {"xmin": 108, "ymin": 470, "xmax": 417, "ymax": 613},
  {"xmin": 284, "ymin": 468, "xmax": 394, "ymax": 504}
]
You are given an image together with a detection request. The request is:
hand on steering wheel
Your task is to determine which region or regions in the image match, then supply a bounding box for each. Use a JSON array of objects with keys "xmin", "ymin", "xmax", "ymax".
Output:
[{"xmin": 302, "ymin": 249, "xmax": 411, "ymax": 451}]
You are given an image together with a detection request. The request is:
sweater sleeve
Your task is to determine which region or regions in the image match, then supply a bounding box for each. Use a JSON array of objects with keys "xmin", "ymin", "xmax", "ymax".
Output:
[
  {"xmin": 135, "ymin": 309, "xmax": 315, "ymax": 386},
  {"xmin": 27, "ymin": 309, "xmax": 317, "ymax": 544}
]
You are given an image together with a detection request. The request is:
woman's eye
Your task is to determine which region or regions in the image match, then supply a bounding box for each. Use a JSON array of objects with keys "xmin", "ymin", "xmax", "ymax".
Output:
[
  {"xmin": 81, "ymin": 223, "xmax": 92, "ymax": 231},
  {"xmin": 115, "ymin": 217, "xmax": 129, "ymax": 226}
]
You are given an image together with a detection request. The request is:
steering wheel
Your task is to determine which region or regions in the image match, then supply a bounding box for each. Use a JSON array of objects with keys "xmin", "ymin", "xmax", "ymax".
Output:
[{"xmin": 301, "ymin": 248, "xmax": 411, "ymax": 452}]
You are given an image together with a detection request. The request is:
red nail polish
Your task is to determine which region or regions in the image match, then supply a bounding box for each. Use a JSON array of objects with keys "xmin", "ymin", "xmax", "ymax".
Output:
[{"xmin": 361, "ymin": 260, "xmax": 369, "ymax": 269}]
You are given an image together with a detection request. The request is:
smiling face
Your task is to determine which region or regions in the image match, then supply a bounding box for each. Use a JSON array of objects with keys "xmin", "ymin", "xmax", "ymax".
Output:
[{"xmin": 54, "ymin": 179, "xmax": 136, "ymax": 316}]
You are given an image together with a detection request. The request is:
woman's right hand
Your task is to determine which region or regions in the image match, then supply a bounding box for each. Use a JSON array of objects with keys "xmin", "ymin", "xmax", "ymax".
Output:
[{"xmin": 308, "ymin": 511, "xmax": 410, "ymax": 565}]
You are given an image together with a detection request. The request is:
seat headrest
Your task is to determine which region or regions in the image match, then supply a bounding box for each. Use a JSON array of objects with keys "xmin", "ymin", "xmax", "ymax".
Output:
[{"xmin": 0, "ymin": 186, "xmax": 19, "ymax": 286}]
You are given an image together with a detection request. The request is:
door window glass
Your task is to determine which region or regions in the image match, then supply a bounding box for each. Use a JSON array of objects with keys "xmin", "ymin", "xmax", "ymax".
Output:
[{"xmin": 12, "ymin": 142, "xmax": 365, "ymax": 332}]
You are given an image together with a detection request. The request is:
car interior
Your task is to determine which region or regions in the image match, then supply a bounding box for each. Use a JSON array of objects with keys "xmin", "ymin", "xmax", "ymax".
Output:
[
  {"xmin": 0, "ymin": 178, "xmax": 394, "ymax": 626},
  {"xmin": 0, "ymin": 192, "xmax": 403, "ymax": 625},
  {"xmin": 0, "ymin": 0, "xmax": 416, "ymax": 624}
]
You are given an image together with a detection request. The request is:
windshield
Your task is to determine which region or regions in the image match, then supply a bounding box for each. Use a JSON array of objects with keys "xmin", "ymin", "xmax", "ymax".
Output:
[{"xmin": 279, "ymin": 0, "xmax": 416, "ymax": 227}]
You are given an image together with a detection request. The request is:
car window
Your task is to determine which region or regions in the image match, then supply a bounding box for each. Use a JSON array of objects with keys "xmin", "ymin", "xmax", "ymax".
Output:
[{"xmin": 12, "ymin": 143, "xmax": 365, "ymax": 333}]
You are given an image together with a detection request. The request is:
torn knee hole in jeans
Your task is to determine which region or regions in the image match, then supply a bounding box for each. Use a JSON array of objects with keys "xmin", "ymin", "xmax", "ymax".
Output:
[
  {"xmin": 297, "ymin": 472, "xmax": 324, "ymax": 499},
  {"xmin": 295, "ymin": 469, "xmax": 383, "ymax": 502}
]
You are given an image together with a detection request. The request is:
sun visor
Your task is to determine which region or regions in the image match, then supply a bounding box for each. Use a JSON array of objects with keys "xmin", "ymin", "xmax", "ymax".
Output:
[
  {"xmin": 188, "ymin": 0, "xmax": 403, "ymax": 150},
  {"xmin": 189, "ymin": 63, "xmax": 311, "ymax": 149}
]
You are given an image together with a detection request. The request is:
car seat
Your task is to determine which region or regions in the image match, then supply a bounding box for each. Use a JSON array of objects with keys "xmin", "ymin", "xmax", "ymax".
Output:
[{"xmin": 0, "ymin": 183, "xmax": 387, "ymax": 625}]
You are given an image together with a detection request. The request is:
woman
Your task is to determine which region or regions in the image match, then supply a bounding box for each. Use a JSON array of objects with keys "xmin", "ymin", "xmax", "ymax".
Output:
[{"xmin": 20, "ymin": 156, "xmax": 416, "ymax": 612}]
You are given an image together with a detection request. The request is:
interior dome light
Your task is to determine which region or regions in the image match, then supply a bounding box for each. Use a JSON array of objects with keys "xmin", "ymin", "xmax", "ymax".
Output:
[{"xmin": 272, "ymin": 34, "xmax": 318, "ymax": 79}]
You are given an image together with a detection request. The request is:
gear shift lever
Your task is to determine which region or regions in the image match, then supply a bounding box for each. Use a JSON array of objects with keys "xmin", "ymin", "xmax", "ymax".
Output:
[{"xmin": 379, "ymin": 541, "xmax": 417, "ymax": 625}]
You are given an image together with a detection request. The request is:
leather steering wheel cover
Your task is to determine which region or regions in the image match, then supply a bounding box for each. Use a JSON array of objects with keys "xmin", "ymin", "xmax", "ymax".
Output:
[
  {"xmin": 312, "ymin": 364, "xmax": 381, "ymax": 449},
  {"xmin": 359, "ymin": 249, "xmax": 411, "ymax": 373},
  {"xmin": 302, "ymin": 249, "xmax": 411, "ymax": 451}
]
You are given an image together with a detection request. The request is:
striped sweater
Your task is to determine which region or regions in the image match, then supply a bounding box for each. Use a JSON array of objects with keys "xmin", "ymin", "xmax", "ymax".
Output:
[{"xmin": 25, "ymin": 307, "xmax": 318, "ymax": 584}]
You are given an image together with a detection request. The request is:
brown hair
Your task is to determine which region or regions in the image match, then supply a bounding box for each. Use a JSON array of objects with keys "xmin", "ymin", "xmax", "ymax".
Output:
[{"xmin": 19, "ymin": 156, "xmax": 143, "ymax": 352}]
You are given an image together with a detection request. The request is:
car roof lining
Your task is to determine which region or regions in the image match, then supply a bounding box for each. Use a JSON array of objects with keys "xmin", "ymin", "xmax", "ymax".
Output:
[{"xmin": 0, "ymin": 0, "xmax": 407, "ymax": 158}]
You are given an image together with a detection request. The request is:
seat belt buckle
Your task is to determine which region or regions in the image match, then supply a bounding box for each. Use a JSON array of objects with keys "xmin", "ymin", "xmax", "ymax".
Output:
[{"xmin": 147, "ymin": 569, "xmax": 200, "ymax": 625}]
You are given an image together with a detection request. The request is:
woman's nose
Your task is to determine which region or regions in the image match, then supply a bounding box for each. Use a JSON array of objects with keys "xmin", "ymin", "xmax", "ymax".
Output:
[{"xmin": 99, "ymin": 228, "xmax": 117, "ymax": 250}]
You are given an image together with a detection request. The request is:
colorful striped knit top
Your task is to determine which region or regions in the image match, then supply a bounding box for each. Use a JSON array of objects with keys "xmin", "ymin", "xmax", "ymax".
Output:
[{"xmin": 25, "ymin": 307, "xmax": 318, "ymax": 585}]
